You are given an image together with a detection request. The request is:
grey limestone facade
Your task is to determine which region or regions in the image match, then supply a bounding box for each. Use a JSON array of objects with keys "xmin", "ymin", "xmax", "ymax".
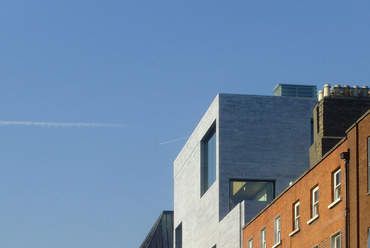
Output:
[{"xmin": 174, "ymin": 93, "xmax": 317, "ymax": 248}]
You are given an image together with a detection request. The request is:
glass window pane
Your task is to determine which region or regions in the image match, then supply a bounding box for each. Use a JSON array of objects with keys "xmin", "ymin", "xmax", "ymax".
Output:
[
  {"xmin": 294, "ymin": 202, "xmax": 300, "ymax": 229},
  {"xmin": 260, "ymin": 228, "xmax": 266, "ymax": 248},
  {"xmin": 312, "ymin": 187, "xmax": 319, "ymax": 217},
  {"xmin": 334, "ymin": 170, "xmax": 341, "ymax": 200},
  {"xmin": 336, "ymin": 171, "xmax": 341, "ymax": 185},
  {"xmin": 248, "ymin": 238, "xmax": 253, "ymax": 248},
  {"xmin": 335, "ymin": 235, "xmax": 340, "ymax": 248},
  {"xmin": 229, "ymin": 180, "xmax": 274, "ymax": 211},
  {"xmin": 296, "ymin": 204, "xmax": 300, "ymax": 216},
  {"xmin": 274, "ymin": 216, "xmax": 281, "ymax": 243}
]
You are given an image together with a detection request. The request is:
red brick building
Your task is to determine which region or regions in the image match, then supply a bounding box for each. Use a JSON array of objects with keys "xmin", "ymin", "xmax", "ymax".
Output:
[
  {"xmin": 346, "ymin": 108, "xmax": 370, "ymax": 248},
  {"xmin": 243, "ymin": 108, "xmax": 370, "ymax": 248}
]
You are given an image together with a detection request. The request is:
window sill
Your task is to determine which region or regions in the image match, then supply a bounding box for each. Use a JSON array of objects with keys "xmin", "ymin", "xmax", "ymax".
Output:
[
  {"xmin": 367, "ymin": 192, "xmax": 370, "ymax": 196},
  {"xmin": 272, "ymin": 241, "xmax": 281, "ymax": 248},
  {"xmin": 289, "ymin": 228, "xmax": 300, "ymax": 237},
  {"xmin": 307, "ymin": 215, "xmax": 319, "ymax": 225},
  {"xmin": 328, "ymin": 197, "xmax": 342, "ymax": 209}
]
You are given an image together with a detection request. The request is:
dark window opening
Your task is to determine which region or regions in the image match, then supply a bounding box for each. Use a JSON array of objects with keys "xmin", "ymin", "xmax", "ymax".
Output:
[
  {"xmin": 201, "ymin": 124, "xmax": 216, "ymax": 196},
  {"xmin": 175, "ymin": 223, "xmax": 182, "ymax": 248},
  {"xmin": 229, "ymin": 179, "xmax": 274, "ymax": 211}
]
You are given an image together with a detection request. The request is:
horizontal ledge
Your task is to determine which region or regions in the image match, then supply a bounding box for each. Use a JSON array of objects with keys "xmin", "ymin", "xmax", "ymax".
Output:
[
  {"xmin": 289, "ymin": 228, "xmax": 300, "ymax": 237},
  {"xmin": 307, "ymin": 215, "xmax": 319, "ymax": 225},
  {"xmin": 272, "ymin": 241, "xmax": 281, "ymax": 248},
  {"xmin": 328, "ymin": 197, "xmax": 342, "ymax": 209}
]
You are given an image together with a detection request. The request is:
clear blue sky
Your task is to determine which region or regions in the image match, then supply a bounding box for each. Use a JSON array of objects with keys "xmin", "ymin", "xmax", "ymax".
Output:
[{"xmin": 0, "ymin": 1, "xmax": 369, "ymax": 247}]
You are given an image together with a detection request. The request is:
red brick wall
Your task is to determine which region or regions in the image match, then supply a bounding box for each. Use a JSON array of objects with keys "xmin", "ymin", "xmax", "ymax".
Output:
[
  {"xmin": 347, "ymin": 121, "xmax": 358, "ymax": 248},
  {"xmin": 243, "ymin": 141, "xmax": 347, "ymax": 248},
  {"xmin": 348, "ymin": 112, "xmax": 370, "ymax": 248},
  {"xmin": 243, "ymin": 110, "xmax": 370, "ymax": 248}
]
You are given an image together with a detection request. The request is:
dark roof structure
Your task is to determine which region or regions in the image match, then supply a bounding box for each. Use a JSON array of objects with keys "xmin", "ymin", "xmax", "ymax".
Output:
[{"xmin": 139, "ymin": 211, "xmax": 173, "ymax": 248}]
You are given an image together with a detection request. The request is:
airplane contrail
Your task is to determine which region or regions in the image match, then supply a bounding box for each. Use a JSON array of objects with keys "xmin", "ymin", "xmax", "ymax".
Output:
[
  {"xmin": 159, "ymin": 136, "xmax": 189, "ymax": 145},
  {"xmin": 0, "ymin": 121, "xmax": 128, "ymax": 128}
]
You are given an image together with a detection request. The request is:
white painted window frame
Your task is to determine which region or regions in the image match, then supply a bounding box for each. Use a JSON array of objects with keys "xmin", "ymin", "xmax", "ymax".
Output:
[
  {"xmin": 272, "ymin": 215, "xmax": 281, "ymax": 248},
  {"xmin": 312, "ymin": 186, "xmax": 319, "ymax": 217},
  {"xmin": 274, "ymin": 215, "xmax": 281, "ymax": 245},
  {"xmin": 260, "ymin": 227, "xmax": 266, "ymax": 248},
  {"xmin": 247, "ymin": 237, "xmax": 253, "ymax": 248},
  {"xmin": 333, "ymin": 169, "xmax": 341, "ymax": 201},
  {"xmin": 331, "ymin": 231, "xmax": 341, "ymax": 248},
  {"xmin": 294, "ymin": 202, "xmax": 300, "ymax": 230}
]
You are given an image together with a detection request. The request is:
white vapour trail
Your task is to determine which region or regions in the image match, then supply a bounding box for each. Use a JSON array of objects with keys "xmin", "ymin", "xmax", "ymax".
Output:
[
  {"xmin": 159, "ymin": 136, "xmax": 189, "ymax": 145},
  {"xmin": 0, "ymin": 121, "xmax": 127, "ymax": 128}
]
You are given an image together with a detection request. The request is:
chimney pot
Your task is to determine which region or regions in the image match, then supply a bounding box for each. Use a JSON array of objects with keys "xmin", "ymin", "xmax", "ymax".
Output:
[
  {"xmin": 324, "ymin": 84, "xmax": 331, "ymax": 97},
  {"xmin": 352, "ymin": 85, "xmax": 360, "ymax": 97},
  {"xmin": 333, "ymin": 85, "xmax": 341, "ymax": 96},
  {"xmin": 362, "ymin": 86, "xmax": 369, "ymax": 97},
  {"xmin": 318, "ymin": 90, "xmax": 324, "ymax": 101}
]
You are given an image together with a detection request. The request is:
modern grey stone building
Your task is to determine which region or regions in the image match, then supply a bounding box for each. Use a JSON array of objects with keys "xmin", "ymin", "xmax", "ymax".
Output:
[{"xmin": 174, "ymin": 90, "xmax": 317, "ymax": 248}]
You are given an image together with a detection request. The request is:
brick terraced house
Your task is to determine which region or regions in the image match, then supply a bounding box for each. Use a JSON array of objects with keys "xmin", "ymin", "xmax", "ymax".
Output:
[{"xmin": 243, "ymin": 86, "xmax": 370, "ymax": 248}]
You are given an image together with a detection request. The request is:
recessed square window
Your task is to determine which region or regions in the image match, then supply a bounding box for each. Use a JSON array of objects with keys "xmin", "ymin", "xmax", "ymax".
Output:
[{"xmin": 229, "ymin": 179, "xmax": 274, "ymax": 211}]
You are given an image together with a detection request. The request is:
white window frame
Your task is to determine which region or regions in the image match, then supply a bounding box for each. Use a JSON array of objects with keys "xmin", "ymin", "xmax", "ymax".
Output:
[
  {"xmin": 247, "ymin": 237, "xmax": 253, "ymax": 248},
  {"xmin": 333, "ymin": 169, "xmax": 341, "ymax": 201},
  {"xmin": 367, "ymin": 228, "xmax": 370, "ymax": 248},
  {"xmin": 289, "ymin": 201, "xmax": 300, "ymax": 236},
  {"xmin": 274, "ymin": 215, "xmax": 281, "ymax": 245},
  {"xmin": 312, "ymin": 186, "xmax": 319, "ymax": 217},
  {"xmin": 331, "ymin": 231, "xmax": 341, "ymax": 248},
  {"xmin": 294, "ymin": 202, "xmax": 300, "ymax": 230},
  {"xmin": 260, "ymin": 227, "xmax": 266, "ymax": 248}
]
